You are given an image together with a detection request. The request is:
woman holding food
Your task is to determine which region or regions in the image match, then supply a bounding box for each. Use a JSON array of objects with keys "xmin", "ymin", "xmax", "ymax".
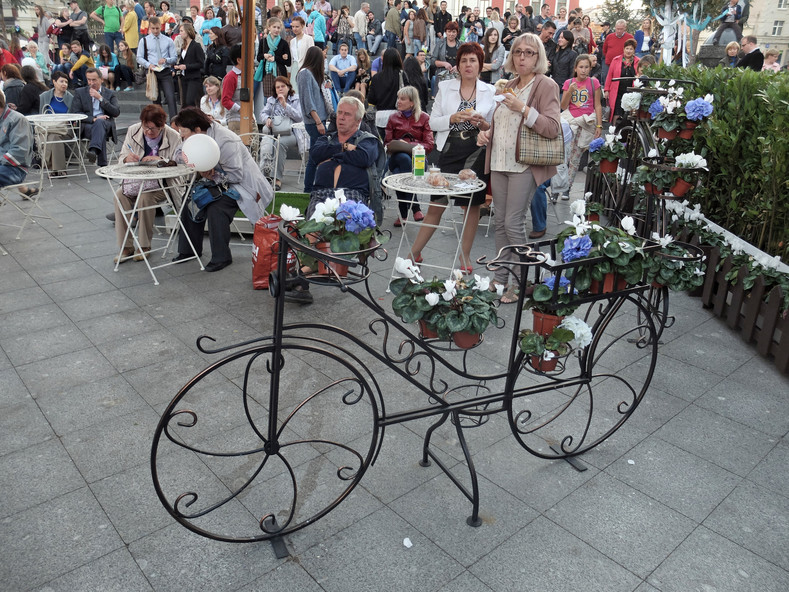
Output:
[
  {"xmin": 408, "ymin": 42, "xmax": 495, "ymax": 274},
  {"xmin": 477, "ymin": 33, "xmax": 561, "ymax": 303}
]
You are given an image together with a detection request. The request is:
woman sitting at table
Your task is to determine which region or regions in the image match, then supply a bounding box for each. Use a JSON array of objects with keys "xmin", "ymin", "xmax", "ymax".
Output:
[
  {"xmin": 259, "ymin": 75, "xmax": 303, "ymax": 191},
  {"xmin": 408, "ymin": 42, "xmax": 495, "ymax": 274},
  {"xmin": 385, "ymin": 85, "xmax": 433, "ymax": 227},
  {"xmin": 38, "ymin": 72, "xmax": 74, "ymax": 177},
  {"xmin": 112, "ymin": 105, "xmax": 183, "ymax": 264},
  {"xmin": 171, "ymin": 107, "xmax": 273, "ymax": 272}
]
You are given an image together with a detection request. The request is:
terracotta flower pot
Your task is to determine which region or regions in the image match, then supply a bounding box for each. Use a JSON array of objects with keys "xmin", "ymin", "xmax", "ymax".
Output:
[
  {"xmin": 532, "ymin": 310, "xmax": 564, "ymax": 337},
  {"xmin": 530, "ymin": 353, "xmax": 559, "ymax": 372},
  {"xmin": 679, "ymin": 121, "xmax": 698, "ymax": 140},
  {"xmin": 587, "ymin": 213, "xmax": 600, "ymax": 222},
  {"xmin": 637, "ymin": 109, "xmax": 651, "ymax": 121},
  {"xmin": 590, "ymin": 273, "xmax": 628, "ymax": 294},
  {"xmin": 599, "ymin": 158, "xmax": 618, "ymax": 174},
  {"xmin": 657, "ymin": 128, "xmax": 678, "ymax": 140},
  {"xmin": 418, "ymin": 319, "xmax": 438, "ymax": 339},
  {"xmin": 452, "ymin": 331, "xmax": 481, "ymax": 349},
  {"xmin": 670, "ymin": 178, "xmax": 693, "ymax": 197},
  {"xmin": 315, "ymin": 242, "xmax": 349, "ymax": 277},
  {"xmin": 644, "ymin": 182, "xmax": 663, "ymax": 196}
]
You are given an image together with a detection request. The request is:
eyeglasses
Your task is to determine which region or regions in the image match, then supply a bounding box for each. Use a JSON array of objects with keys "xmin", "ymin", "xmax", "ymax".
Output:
[
  {"xmin": 512, "ymin": 49, "xmax": 537, "ymax": 58},
  {"xmin": 143, "ymin": 125, "xmax": 162, "ymax": 133}
]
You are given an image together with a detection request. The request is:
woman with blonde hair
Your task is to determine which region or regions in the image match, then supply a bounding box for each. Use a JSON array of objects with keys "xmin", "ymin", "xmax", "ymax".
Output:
[
  {"xmin": 634, "ymin": 17, "xmax": 654, "ymax": 58},
  {"xmin": 719, "ymin": 41, "xmax": 740, "ymax": 67},
  {"xmin": 385, "ymin": 85, "xmax": 434, "ymax": 225},
  {"xmin": 477, "ymin": 33, "xmax": 561, "ymax": 302},
  {"xmin": 200, "ymin": 75, "xmax": 228, "ymax": 125},
  {"xmin": 122, "ymin": 0, "xmax": 139, "ymax": 51}
]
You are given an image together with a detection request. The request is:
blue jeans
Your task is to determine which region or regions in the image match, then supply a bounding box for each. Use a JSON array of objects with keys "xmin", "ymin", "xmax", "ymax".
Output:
[
  {"xmin": 367, "ymin": 34, "xmax": 383, "ymax": 55},
  {"xmin": 353, "ymin": 32, "xmax": 366, "ymax": 51},
  {"xmin": 384, "ymin": 31, "xmax": 398, "ymax": 52},
  {"xmin": 0, "ymin": 163, "xmax": 27, "ymax": 188},
  {"xmin": 388, "ymin": 152, "xmax": 421, "ymax": 217},
  {"xmin": 303, "ymin": 122, "xmax": 324, "ymax": 193},
  {"xmin": 330, "ymin": 70, "xmax": 356, "ymax": 93},
  {"xmin": 530, "ymin": 179, "xmax": 549, "ymax": 232},
  {"xmin": 103, "ymin": 31, "xmax": 124, "ymax": 52}
]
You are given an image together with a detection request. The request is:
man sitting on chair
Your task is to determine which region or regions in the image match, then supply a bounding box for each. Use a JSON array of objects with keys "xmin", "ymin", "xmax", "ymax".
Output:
[
  {"xmin": 0, "ymin": 89, "xmax": 34, "ymax": 191},
  {"xmin": 70, "ymin": 67, "xmax": 120, "ymax": 166}
]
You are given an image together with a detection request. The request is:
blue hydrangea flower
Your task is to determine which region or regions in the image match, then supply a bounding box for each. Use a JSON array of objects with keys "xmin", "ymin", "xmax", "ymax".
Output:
[
  {"xmin": 588, "ymin": 138, "xmax": 605, "ymax": 153},
  {"xmin": 543, "ymin": 275, "xmax": 572, "ymax": 293},
  {"xmin": 648, "ymin": 99, "xmax": 664, "ymax": 119},
  {"xmin": 561, "ymin": 235, "xmax": 593, "ymax": 263},
  {"xmin": 684, "ymin": 98, "xmax": 713, "ymax": 121},
  {"xmin": 335, "ymin": 201, "xmax": 377, "ymax": 234}
]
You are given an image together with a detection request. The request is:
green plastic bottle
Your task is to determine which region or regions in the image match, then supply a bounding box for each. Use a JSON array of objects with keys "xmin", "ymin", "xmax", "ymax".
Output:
[{"xmin": 412, "ymin": 144, "xmax": 425, "ymax": 177}]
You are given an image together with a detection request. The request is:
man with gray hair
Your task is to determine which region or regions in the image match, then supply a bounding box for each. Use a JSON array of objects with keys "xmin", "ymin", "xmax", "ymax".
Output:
[
  {"xmin": 0, "ymin": 89, "xmax": 33, "ymax": 189},
  {"xmin": 353, "ymin": 3, "xmax": 370, "ymax": 51},
  {"xmin": 601, "ymin": 19, "xmax": 633, "ymax": 81}
]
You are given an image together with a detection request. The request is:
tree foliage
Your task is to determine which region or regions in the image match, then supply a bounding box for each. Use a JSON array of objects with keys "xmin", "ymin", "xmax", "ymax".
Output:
[{"xmin": 601, "ymin": 0, "xmax": 637, "ymax": 31}]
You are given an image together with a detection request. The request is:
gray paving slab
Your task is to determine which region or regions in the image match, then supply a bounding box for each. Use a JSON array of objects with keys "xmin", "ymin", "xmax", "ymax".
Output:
[
  {"xmin": 32, "ymin": 547, "xmax": 154, "ymax": 592},
  {"xmin": 0, "ymin": 487, "xmax": 124, "ymax": 591},
  {"xmin": 0, "ymin": 269, "xmax": 37, "ymax": 294},
  {"xmin": 0, "ymin": 368, "xmax": 54, "ymax": 456},
  {"xmin": 648, "ymin": 525, "xmax": 789, "ymax": 592},
  {"xmin": 607, "ymin": 436, "xmax": 741, "ymax": 522},
  {"xmin": 16, "ymin": 346, "xmax": 119, "ymax": 398},
  {"xmin": 470, "ymin": 515, "xmax": 642, "ymax": 592},
  {"xmin": 0, "ymin": 322, "xmax": 92, "ymax": 367},
  {"xmin": 747, "ymin": 439, "xmax": 788, "ymax": 498},
  {"xmin": 703, "ymin": 480, "xmax": 789, "ymax": 571},
  {"xmin": 0, "ymin": 285, "xmax": 54, "ymax": 315},
  {"xmin": 547, "ymin": 472, "xmax": 696, "ymax": 579}
]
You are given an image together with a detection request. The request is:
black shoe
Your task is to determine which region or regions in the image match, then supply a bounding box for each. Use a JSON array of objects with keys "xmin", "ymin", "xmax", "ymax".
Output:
[
  {"xmin": 172, "ymin": 253, "xmax": 194, "ymax": 263},
  {"xmin": 284, "ymin": 286, "xmax": 313, "ymax": 304},
  {"xmin": 105, "ymin": 212, "xmax": 115, "ymax": 221},
  {"xmin": 86, "ymin": 149, "xmax": 98, "ymax": 164},
  {"xmin": 205, "ymin": 259, "xmax": 232, "ymax": 272}
]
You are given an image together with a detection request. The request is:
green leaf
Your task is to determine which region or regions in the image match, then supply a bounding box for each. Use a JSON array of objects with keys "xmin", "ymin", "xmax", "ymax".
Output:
[
  {"xmin": 400, "ymin": 304, "xmax": 424, "ymax": 324},
  {"xmin": 532, "ymin": 284, "xmax": 553, "ymax": 302},
  {"xmin": 445, "ymin": 310, "xmax": 470, "ymax": 333}
]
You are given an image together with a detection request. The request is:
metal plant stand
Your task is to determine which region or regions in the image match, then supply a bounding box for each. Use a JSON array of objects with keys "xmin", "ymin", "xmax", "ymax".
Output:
[{"xmin": 151, "ymin": 224, "xmax": 661, "ymax": 544}]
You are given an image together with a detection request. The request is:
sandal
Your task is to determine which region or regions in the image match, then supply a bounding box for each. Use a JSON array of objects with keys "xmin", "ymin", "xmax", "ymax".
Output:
[
  {"xmin": 275, "ymin": 180, "xmax": 282, "ymax": 191},
  {"xmin": 113, "ymin": 247, "xmax": 135, "ymax": 264},
  {"xmin": 20, "ymin": 186, "xmax": 40, "ymax": 199},
  {"xmin": 499, "ymin": 286, "xmax": 519, "ymax": 304}
]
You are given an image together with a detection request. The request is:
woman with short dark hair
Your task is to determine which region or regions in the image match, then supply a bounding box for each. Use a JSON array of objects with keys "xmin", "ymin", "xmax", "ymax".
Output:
[{"xmin": 16, "ymin": 65, "xmax": 48, "ymax": 116}]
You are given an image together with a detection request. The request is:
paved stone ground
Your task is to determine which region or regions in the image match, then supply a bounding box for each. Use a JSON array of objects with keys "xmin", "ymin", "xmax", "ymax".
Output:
[{"xmin": 1, "ymin": 150, "xmax": 788, "ymax": 592}]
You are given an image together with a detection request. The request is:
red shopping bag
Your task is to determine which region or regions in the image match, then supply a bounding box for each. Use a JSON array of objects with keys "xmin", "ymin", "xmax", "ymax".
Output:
[{"xmin": 252, "ymin": 215, "xmax": 283, "ymax": 290}]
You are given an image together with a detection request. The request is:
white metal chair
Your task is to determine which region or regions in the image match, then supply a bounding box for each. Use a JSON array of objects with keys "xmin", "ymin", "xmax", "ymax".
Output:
[{"xmin": 0, "ymin": 126, "xmax": 62, "ymax": 249}]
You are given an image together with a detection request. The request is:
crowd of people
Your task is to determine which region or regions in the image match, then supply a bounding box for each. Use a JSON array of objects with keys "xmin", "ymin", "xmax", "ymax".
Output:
[{"xmin": 1, "ymin": 1, "xmax": 785, "ymax": 291}]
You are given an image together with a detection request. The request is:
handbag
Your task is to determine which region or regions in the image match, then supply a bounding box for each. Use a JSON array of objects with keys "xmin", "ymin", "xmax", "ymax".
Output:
[
  {"xmin": 186, "ymin": 176, "xmax": 241, "ymax": 223},
  {"xmin": 513, "ymin": 77, "xmax": 565, "ymax": 166},
  {"xmin": 271, "ymin": 115, "xmax": 291, "ymax": 135},
  {"xmin": 321, "ymin": 81, "xmax": 336, "ymax": 117},
  {"xmin": 253, "ymin": 59, "xmax": 265, "ymax": 82},
  {"xmin": 122, "ymin": 178, "xmax": 160, "ymax": 197},
  {"xmin": 47, "ymin": 23, "xmax": 63, "ymax": 36},
  {"xmin": 145, "ymin": 70, "xmax": 158, "ymax": 101}
]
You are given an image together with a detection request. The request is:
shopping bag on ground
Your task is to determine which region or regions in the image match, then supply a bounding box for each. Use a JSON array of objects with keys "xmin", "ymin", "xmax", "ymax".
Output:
[{"xmin": 252, "ymin": 214, "xmax": 294, "ymax": 289}]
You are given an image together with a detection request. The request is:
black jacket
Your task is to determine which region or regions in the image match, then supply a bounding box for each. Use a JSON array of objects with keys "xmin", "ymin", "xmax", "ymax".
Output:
[
  {"xmin": 70, "ymin": 85, "xmax": 120, "ymax": 143},
  {"xmin": 16, "ymin": 83, "xmax": 45, "ymax": 116},
  {"xmin": 178, "ymin": 39, "xmax": 206, "ymax": 80},
  {"xmin": 434, "ymin": 10, "xmax": 452, "ymax": 36},
  {"xmin": 205, "ymin": 43, "xmax": 230, "ymax": 78},
  {"xmin": 552, "ymin": 47, "xmax": 578, "ymax": 90},
  {"xmin": 737, "ymin": 49, "xmax": 764, "ymax": 71},
  {"xmin": 257, "ymin": 36, "xmax": 291, "ymax": 78}
]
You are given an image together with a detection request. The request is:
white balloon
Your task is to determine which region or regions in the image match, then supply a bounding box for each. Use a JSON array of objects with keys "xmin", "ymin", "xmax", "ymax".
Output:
[{"xmin": 182, "ymin": 134, "xmax": 220, "ymax": 172}]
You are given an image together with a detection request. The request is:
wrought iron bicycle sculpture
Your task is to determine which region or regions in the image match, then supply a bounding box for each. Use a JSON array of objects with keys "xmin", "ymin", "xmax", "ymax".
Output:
[{"xmin": 151, "ymin": 220, "xmax": 671, "ymax": 544}]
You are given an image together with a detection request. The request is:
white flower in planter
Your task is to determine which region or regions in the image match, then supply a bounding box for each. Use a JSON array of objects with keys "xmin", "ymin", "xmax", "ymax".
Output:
[
  {"xmin": 442, "ymin": 279, "xmax": 457, "ymax": 300},
  {"xmin": 425, "ymin": 292, "xmax": 440, "ymax": 306},
  {"xmin": 570, "ymin": 199, "xmax": 587, "ymax": 217},
  {"xmin": 651, "ymin": 232, "xmax": 674, "ymax": 247},
  {"xmin": 472, "ymin": 274, "xmax": 491, "ymax": 291},
  {"xmin": 704, "ymin": 93, "xmax": 714, "ymax": 104},
  {"xmin": 621, "ymin": 216, "xmax": 637, "ymax": 236},
  {"xmin": 621, "ymin": 92, "xmax": 642, "ymax": 112},
  {"xmin": 394, "ymin": 257, "xmax": 424, "ymax": 282},
  {"xmin": 559, "ymin": 316, "xmax": 593, "ymax": 348},
  {"xmin": 279, "ymin": 204, "xmax": 303, "ymax": 222}
]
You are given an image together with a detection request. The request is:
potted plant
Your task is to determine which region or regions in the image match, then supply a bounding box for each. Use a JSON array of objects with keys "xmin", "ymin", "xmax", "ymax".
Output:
[
  {"xmin": 519, "ymin": 316, "xmax": 593, "ymax": 372},
  {"xmin": 648, "ymin": 81, "xmax": 686, "ymax": 139},
  {"xmin": 292, "ymin": 196, "xmax": 382, "ymax": 276},
  {"xmin": 391, "ymin": 260, "xmax": 502, "ymax": 347},
  {"xmin": 670, "ymin": 152, "xmax": 707, "ymax": 197},
  {"xmin": 632, "ymin": 159, "xmax": 678, "ymax": 196},
  {"xmin": 645, "ymin": 233, "xmax": 707, "ymax": 291},
  {"xmin": 620, "ymin": 91, "xmax": 644, "ymax": 120},
  {"xmin": 681, "ymin": 95, "xmax": 714, "ymax": 139},
  {"xmin": 524, "ymin": 273, "xmax": 581, "ymax": 336},
  {"xmin": 556, "ymin": 208, "xmax": 650, "ymax": 294},
  {"xmin": 572, "ymin": 196, "xmax": 603, "ymax": 222},
  {"xmin": 588, "ymin": 128, "xmax": 628, "ymax": 174}
]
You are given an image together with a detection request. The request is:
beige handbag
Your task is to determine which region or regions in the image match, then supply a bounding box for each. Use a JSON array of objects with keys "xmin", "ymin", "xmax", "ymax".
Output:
[{"xmin": 513, "ymin": 77, "xmax": 564, "ymax": 166}]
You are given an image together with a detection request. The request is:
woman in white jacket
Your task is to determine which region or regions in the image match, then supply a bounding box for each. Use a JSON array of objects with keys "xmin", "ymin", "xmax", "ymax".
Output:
[{"xmin": 408, "ymin": 42, "xmax": 496, "ymax": 274}]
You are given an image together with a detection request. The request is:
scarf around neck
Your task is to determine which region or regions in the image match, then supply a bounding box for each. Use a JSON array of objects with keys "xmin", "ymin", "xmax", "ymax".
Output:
[{"xmin": 266, "ymin": 34, "xmax": 281, "ymax": 75}]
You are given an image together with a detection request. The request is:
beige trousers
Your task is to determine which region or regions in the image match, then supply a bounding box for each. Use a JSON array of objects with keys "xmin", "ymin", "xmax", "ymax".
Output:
[{"xmin": 114, "ymin": 187, "xmax": 167, "ymax": 250}]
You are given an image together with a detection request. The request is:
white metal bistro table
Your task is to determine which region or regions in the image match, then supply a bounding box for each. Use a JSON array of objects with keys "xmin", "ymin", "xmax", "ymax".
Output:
[
  {"xmin": 96, "ymin": 162, "xmax": 201, "ymax": 285},
  {"xmin": 382, "ymin": 172, "xmax": 486, "ymax": 286},
  {"xmin": 26, "ymin": 113, "xmax": 90, "ymax": 183}
]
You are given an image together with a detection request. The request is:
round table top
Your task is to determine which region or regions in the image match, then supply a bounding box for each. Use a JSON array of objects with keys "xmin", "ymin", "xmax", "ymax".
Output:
[
  {"xmin": 96, "ymin": 162, "xmax": 196, "ymax": 181},
  {"xmin": 382, "ymin": 172, "xmax": 485, "ymax": 196},
  {"xmin": 26, "ymin": 113, "xmax": 87, "ymax": 124}
]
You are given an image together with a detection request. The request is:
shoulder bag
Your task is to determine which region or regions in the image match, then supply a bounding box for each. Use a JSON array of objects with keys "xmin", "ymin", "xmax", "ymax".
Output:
[{"xmin": 514, "ymin": 77, "xmax": 565, "ymax": 166}]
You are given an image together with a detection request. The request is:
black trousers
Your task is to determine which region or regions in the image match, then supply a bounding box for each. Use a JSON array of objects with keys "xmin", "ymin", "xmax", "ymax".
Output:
[
  {"xmin": 154, "ymin": 68, "xmax": 177, "ymax": 119},
  {"xmin": 181, "ymin": 77, "xmax": 203, "ymax": 109},
  {"xmin": 178, "ymin": 194, "xmax": 238, "ymax": 264},
  {"xmin": 82, "ymin": 119, "xmax": 113, "ymax": 166}
]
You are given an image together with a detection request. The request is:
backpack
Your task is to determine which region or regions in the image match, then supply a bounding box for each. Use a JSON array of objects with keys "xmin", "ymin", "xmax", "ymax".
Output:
[{"xmin": 348, "ymin": 130, "xmax": 386, "ymax": 225}]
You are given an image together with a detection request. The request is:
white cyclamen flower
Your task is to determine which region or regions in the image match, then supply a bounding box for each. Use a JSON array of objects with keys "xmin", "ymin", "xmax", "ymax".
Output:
[
  {"xmin": 651, "ymin": 232, "xmax": 674, "ymax": 248},
  {"xmin": 279, "ymin": 204, "xmax": 303, "ymax": 222},
  {"xmin": 621, "ymin": 216, "xmax": 637, "ymax": 236},
  {"xmin": 570, "ymin": 199, "xmax": 587, "ymax": 217},
  {"xmin": 473, "ymin": 274, "xmax": 491, "ymax": 291},
  {"xmin": 621, "ymin": 92, "xmax": 641, "ymax": 112},
  {"xmin": 425, "ymin": 292, "xmax": 440, "ymax": 306},
  {"xmin": 632, "ymin": 78, "xmax": 643, "ymax": 88},
  {"xmin": 704, "ymin": 93, "xmax": 714, "ymax": 104},
  {"xmin": 442, "ymin": 279, "xmax": 457, "ymax": 300},
  {"xmin": 453, "ymin": 269, "xmax": 464, "ymax": 281},
  {"xmin": 496, "ymin": 283, "xmax": 505, "ymax": 296},
  {"xmin": 394, "ymin": 257, "xmax": 423, "ymax": 282},
  {"xmin": 559, "ymin": 316, "xmax": 593, "ymax": 349}
]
